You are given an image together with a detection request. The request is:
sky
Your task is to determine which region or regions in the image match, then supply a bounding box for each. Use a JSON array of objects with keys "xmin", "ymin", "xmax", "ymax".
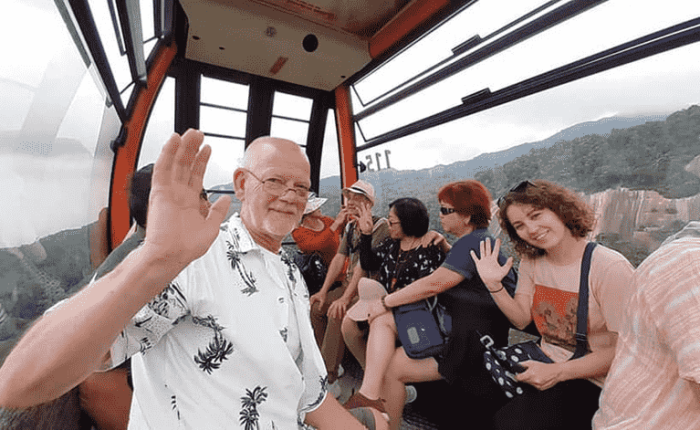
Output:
[{"xmin": 1, "ymin": 0, "xmax": 700, "ymax": 247}]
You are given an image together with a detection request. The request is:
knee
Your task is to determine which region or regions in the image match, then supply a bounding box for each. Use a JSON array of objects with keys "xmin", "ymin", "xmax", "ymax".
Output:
[
  {"xmin": 78, "ymin": 373, "xmax": 102, "ymax": 406},
  {"xmin": 310, "ymin": 304, "xmax": 325, "ymax": 322},
  {"xmin": 341, "ymin": 315, "xmax": 356, "ymax": 340},
  {"xmin": 371, "ymin": 313, "xmax": 395, "ymax": 331}
]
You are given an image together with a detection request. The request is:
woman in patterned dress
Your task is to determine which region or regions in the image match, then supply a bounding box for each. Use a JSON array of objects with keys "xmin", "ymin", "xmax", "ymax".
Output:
[{"xmin": 342, "ymin": 197, "xmax": 449, "ymax": 415}]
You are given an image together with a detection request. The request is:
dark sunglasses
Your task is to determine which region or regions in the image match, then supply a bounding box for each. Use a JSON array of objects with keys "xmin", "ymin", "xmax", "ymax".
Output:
[
  {"xmin": 497, "ymin": 180, "xmax": 537, "ymax": 206},
  {"xmin": 439, "ymin": 206, "xmax": 457, "ymax": 215}
]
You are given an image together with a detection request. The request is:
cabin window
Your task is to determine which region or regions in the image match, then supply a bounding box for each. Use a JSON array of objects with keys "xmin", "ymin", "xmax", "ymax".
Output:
[
  {"xmin": 270, "ymin": 91, "xmax": 313, "ymax": 146},
  {"xmin": 353, "ymin": 0, "xmax": 550, "ymax": 106},
  {"xmin": 138, "ymin": 77, "xmax": 176, "ymax": 169},
  {"xmin": 352, "ymin": 0, "xmax": 700, "ymax": 143},
  {"xmin": 199, "ymin": 77, "xmax": 249, "ymax": 188},
  {"xmin": 321, "ymin": 110, "xmax": 341, "ymax": 180},
  {"xmin": 1, "ymin": 0, "xmax": 117, "ymax": 363},
  {"xmin": 87, "ymin": 0, "xmax": 134, "ymax": 107},
  {"xmin": 355, "ymin": 39, "xmax": 700, "ymax": 266}
]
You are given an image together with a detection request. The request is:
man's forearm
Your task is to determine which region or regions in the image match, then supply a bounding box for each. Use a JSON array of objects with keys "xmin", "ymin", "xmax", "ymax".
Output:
[
  {"xmin": 0, "ymin": 244, "xmax": 182, "ymax": 407},
  {"xmin": 341, "ymin": 264, "xmax": 365, "ymax": 300},
  {"xmin": 319, "ymin": 253, "xmax": 346, "ymax": 293}
]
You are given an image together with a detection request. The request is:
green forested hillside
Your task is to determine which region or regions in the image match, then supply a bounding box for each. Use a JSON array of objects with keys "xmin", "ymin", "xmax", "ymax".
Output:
[{"xmin": 475, "ymin": 105, "xmax": 700, "ymax": 198}]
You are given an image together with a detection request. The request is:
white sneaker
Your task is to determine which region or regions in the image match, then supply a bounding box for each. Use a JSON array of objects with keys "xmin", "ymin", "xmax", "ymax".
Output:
[{"xmin": 404, "ymin": 385, "xmax": 417, "ymax": 404}]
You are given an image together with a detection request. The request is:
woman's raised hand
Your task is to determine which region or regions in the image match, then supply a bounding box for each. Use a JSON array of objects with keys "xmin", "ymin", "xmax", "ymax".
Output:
[{"xmin": 469, "ymin": 239, "xmax": 513, "ymax": 287}]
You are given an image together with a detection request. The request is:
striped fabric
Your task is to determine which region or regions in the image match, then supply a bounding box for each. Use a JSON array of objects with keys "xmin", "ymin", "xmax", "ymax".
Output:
[{"xmin": 593, "ymin": 235, "xmax": 700, "ymax": 429}]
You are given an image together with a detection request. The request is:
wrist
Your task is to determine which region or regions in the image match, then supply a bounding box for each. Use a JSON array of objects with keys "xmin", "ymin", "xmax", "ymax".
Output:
[
  {"xmin": 486, "ymin": 281, "xmax": 504, "ymax": 293},
  {"xmin": 552, "ymin": 361, "xmax": 569, "ymax": 383},
  {"xmin": 380, "ymin": 295, "xmax": 391, "ymax": 310},
  {"xmin": 139, "ymin": 243, "xmax": 189, "ymax": 281}
]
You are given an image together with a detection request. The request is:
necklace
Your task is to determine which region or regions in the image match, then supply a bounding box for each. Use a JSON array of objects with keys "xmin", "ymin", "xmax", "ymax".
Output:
[{"xmin": 389, "ymin": 245, "xmax": 413, "ymax": 292}]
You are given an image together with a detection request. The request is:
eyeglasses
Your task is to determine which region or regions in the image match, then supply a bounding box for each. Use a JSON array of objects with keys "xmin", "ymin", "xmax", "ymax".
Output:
[
  {"xmin": 439, "ymin": 207, "xmax": 457, "ymax": 215},
  {"xmin": 497, "ymin": 180, "xmax": 537, "ymax": 206},
  {"xmin": 200, "ymin": 189, "xmax": 209, "ymax": 201},
  {"xmin": 243, "ymin": 169, "xmax": 311, "ymax": 199}
]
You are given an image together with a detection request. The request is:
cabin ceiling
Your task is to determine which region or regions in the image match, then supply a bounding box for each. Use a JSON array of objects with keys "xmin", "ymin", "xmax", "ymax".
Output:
[{"xmin": 179, "ymin": 0, "xmax": 412, "ymax": 90}]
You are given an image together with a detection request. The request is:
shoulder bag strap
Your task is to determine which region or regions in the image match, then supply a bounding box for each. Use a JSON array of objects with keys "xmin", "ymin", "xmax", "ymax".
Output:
[{"xmin": 572, "ymin": 242, "xmax": 597, "ymax": 359}]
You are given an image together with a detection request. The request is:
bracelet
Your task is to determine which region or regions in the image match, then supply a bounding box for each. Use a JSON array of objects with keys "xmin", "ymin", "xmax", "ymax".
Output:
[
  {"xmin": 488, "ymin": 285, "xmax": 504, "ymax": 294},
  {"xmin": 380, "ymin": 295, "xmax": 391, "ymax": 310}
]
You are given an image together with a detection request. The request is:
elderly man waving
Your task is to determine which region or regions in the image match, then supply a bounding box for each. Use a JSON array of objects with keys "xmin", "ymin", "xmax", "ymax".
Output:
[{"xmin": 0, "ymin": 130, "xmax": 370, "ymax": 429}]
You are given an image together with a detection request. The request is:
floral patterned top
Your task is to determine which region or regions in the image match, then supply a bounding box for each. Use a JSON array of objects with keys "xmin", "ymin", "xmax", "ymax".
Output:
[
  {"xmin": 359, "ymin": 234, "xmax": 446, "ymax": 293},
  {"xmin": 108, "ymin": 215, "xmax": 327, "ymax": 429}
]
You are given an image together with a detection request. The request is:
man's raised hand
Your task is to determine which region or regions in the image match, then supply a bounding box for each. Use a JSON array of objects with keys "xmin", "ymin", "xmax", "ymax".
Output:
[{"xmin": 143, "ymin": 129, "xmax": 230, "ymax": 271}]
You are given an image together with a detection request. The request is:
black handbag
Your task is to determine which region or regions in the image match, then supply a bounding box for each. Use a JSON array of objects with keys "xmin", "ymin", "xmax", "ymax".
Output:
[
  {"xmin": 293, "ymin": 252, "xmax": 327, "ymax": 295},
  {"xmin": 480, "ymin": 242, "xmax": 597, "ymax": 399},
  {"xmin": 394, "ymin": 297, "xmax": 452, "ymax": 359}
]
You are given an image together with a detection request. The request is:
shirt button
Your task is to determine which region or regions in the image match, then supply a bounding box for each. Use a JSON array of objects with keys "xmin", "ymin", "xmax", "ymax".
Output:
[{"xmin": 278, "ymin": 297, "xmax": 285, "ymax": 303}]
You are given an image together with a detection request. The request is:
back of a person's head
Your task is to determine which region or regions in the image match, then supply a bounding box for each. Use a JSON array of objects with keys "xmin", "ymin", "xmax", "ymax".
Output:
[{"xmin": 129, "ymin": 164, "xmax": 154, "ymax": 228}]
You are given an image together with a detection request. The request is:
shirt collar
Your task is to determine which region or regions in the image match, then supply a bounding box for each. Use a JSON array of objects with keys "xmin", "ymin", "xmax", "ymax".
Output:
[{"xmin": 226, "ymin": 214, "xmax": 260, "ymax": 253}]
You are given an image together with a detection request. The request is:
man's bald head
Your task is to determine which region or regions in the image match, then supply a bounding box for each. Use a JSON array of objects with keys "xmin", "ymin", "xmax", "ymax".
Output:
[{"xmin": 243, "ymin": 137, "xmax": 309, "ymax": 172}]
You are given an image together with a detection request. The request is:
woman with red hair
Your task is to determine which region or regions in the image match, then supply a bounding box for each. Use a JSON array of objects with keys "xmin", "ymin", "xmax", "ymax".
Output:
[{"xmin": 349, "ymin": 180, "xmax": 518, "ymax": 430}]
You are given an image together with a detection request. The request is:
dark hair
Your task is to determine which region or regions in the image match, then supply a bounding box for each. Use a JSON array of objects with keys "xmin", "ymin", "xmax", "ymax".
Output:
[
  {"xmin": 389, "ymin": 198, "xmax": 429, "ymax": 238},
  {"xmin": 437, "ymin": 180, "xmax": 492, "ymax": 229},
  {"xmin": 129, "ymin": 164, "xmax": 154, "ymax": 228},
  {"xmin": 498, "ymin": 179, "xmax": 595, "ymax": 258}
]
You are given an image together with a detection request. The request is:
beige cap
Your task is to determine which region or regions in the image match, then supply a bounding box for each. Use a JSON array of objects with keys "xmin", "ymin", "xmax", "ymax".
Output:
[{"xmin": 342, "ymin": 180, "xmax": 375, "ymax": 204}]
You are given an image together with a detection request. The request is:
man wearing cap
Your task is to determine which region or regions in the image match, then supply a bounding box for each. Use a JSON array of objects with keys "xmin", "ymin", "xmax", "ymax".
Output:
[
  {"xmin": 309, "ymin": 180, "xmax": 390, "ymax": 383},
  {"xmin": 0, "ymin": 131, "xmax": 368, "ymax": 429}
]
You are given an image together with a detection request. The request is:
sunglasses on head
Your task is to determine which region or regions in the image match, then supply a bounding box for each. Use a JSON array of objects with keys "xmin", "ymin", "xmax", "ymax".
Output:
[{"xmin": 497, "ymin": 180, "xmax": 537, "ymax": 206}]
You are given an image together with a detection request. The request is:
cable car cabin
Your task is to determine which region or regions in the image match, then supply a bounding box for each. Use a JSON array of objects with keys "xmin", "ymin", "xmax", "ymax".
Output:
[{"xmin": 1, "ymin": 0, "xmax": 700, "ymax": 428}]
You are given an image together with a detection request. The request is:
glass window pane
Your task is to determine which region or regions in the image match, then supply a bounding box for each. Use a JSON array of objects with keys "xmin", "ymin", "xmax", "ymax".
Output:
[
  {"xmin": 272, "ymin": 91, "xmax": 313, "ymax": 121},
  {"xmin": 359, "ymin": 40, "xmax": 700, "ymax": 264},
  {"xmin": 203, "ymin": 136, "xmax": 245, "ymax": 189},
  {"xmin": 357, "ymin": 0, "xmax": 700, "ymax": 141},
  {"xmin": 144, "ymin": 38, "xmax": 158, "ymax": 60},
  {"xmin": 139, "ymin": 77, "xmax": 176, "ymax": 169},
  {"xmin": 320, "ymin": 110, "xmax": 340, "ymax": 180},
  {"xmin": 354, "ymin": 0, "xmax": 700, "ymax": 126},
  {"xmin": 270, "ymin": 117, "xmax": 309, "ymax": 146},
  {"xmin": 88, "ymin": 0, "xmax": 132, "ymax": 99},
  {"xmin": 200, "ymin": 105, "xmax": 247, "ymax": 138},
  {"xmin": 140, "ymin": 0, "xmax": 155, "ymax": 42},
  {"xmin": 318, "ymin": 109, "xmax": 342, "ymax": 218},
  {"xmin": 1, "ymin": 0, "xmax": 117, "ymax": 364},
  {"xmin": 353, "ymin": 0, "xmax": 555, "ymax": 104},
  {"xmin": 201, "ymin": 76, "xmax": 249, "ymax": 110}
]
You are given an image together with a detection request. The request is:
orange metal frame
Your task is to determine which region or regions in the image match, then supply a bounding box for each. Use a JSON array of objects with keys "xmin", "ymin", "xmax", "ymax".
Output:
[
  {"xmin": 369, "ymin": 0, "xmax": 450, "ymax": 59},
  {"xmin": 109, "ymin": 42, "xmax": 178, "ymax": 249},
  {"xmin": 334, "ymin": 85, "xmax": 357, "ymax": 189}
]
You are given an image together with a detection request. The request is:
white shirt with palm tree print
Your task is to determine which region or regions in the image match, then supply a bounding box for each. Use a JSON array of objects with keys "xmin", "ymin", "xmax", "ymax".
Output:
[{"xmin": 109, "ymin": 214, "xmax": 328, "ymax": 429}]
